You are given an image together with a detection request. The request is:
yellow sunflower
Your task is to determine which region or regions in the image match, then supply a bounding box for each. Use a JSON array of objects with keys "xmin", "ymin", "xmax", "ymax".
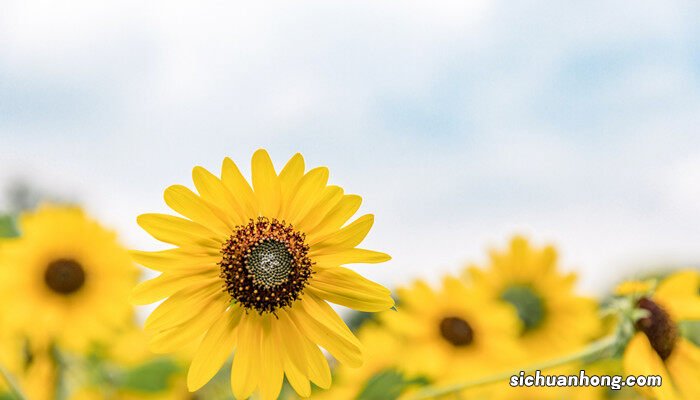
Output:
[
  {"xmin": 621, "ymin": 270, "xmax": 700, "ymax": 400},
  {"xmin": 466, "ymin": 236, "xmax": 601, "ymax": 360},
  {"xmin": 0, "ymin": 205, "xmax": 138, "ymax": 352},
  {"xmin": 380, "ymin": 277, "xmax": 521, "ymax": 386},
  {"xmin": 131, "ymin": 149, "xmax": 394, "ymax": 400}
]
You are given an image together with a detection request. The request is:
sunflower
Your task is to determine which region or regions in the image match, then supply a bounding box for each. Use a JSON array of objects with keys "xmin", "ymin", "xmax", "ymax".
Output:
[
  {"xmin": 465, "ymin": 236, "xmax": 601, "ymax": 360},
  {"xmin": 621, "ymin": 270, "xmax": 700, "ymax": 400},
  {"xmin": 0, "ymin": 205, "xmax": 138, "ymax": 352},
  {"xmin": 131, "ymin": 150, "xmax": 394, "ymax": 400},
  {"xmin": 380, "ymin": 277, "xmax": 521, "ymax": 387}
]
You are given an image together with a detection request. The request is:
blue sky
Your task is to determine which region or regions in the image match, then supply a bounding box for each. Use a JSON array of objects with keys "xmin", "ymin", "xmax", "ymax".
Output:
[{"xmin": 2, "ymin": 0, "xmax": 700, "ymax": 294}]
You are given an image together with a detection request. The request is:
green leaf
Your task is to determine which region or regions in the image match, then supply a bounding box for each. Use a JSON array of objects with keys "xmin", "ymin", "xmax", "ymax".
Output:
[
  {"xmin": 0, "ymin": 392, "xmax": 18, "ymax": 400},
  {"xmin": 356, "ymin": 369, "xmax": 430, "ymax": 400},
  {"xmin": 0, "ymin": 215, "xmax": 18, "ymax": 238},
  {"xmin": 119, "ymin": 358, "xmax": 180, "ymax": 393}
]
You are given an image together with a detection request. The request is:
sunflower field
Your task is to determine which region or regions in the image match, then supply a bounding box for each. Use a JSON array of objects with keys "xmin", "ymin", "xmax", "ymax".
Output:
[
  {"xmin": 3, "ymin": 2, "xmax": 700, "ymax": 399},
  {"xmin": 0, "ymin": 151, "xmax": 698, "ymax": 400}
]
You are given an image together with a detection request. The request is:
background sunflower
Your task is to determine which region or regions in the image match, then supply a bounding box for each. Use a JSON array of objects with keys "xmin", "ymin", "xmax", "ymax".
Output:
[
  {"xmin": 466, "ymin": 236, "xmax": 602, "ymax": 361},
  {"xmin": 0, "ymin": 205, "xmax": 138, "ymax": 352}
]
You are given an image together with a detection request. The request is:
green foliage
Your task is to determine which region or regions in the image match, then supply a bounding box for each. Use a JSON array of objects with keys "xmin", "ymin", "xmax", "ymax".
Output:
[
  {"xmin": 0, "ymin": 215, "xmax": 18, "ymax": 238},
  {"xmin": 356, "ymin": 369, "xmax": 430, "ymax": 400},
  {"xmin": 119, "ymin": 358, "xmax": 181, "ymax": 393},
  {"xmin": 0, "ymin": 392, "xmax": 17, "ymax": 400}
]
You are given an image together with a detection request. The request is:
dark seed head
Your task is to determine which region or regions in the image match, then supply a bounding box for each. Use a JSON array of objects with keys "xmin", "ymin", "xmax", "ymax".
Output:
[
  {"xmin": 44, "ymin": 259, "xmax": 86, "ymax": 295},
  {"xmin": 439, "ymin": 316, "xmax": 474, "ymax": 347},
  {"xmin": 636, "ymin": 297, "xmax": 677, "ymax": 361},
  {"xmin": 219, "ymin": 217, "xmax": 313, "ymax": 314}
]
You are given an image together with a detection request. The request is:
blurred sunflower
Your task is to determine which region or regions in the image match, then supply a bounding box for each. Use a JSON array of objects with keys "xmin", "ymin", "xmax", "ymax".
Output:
[
  {"xmin": 0, "ymin": 205, "xmax": 138, "ymax": 352},
  {"xmin": 620, "ymin": 270, "xmax": 700, "ymax": 400},
  {"xmin": 380, "ymin": 277, "xmax": 521, "ymax": 385},
  {"xmin": 466, "ymin": 236, "xmax": 600, "ymax": 360},
  {"xmin": 132, "ymin": 149, "xmax": 394, "ymax": 400}
]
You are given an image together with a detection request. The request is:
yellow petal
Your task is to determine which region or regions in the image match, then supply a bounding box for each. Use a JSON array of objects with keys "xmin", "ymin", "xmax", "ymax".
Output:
[
  {"xmin": 187, "ymin": 307, "xmax": 243, "ymax": 391},
  {"xmin": 623, "ymin": 333, "xmax": 681, "ymax": 400},
  {"xmin": 231, "ymin": 314, "xmax": 261, "ymax": 400},
  {"xmin": 285, "ymin": 167, "xmax": 329, "ymax": 225},
  {"xmin": 259, "ymin": 316, "xmax": 284, "ymax": 400},
  {"xmin": 149, "ymin": 293, "xmax": 228, "ymax": 353},
  {"xmin": 274, "ymin": 312, "xmax": 311, "ymax": 397},
  {"xmin": 301, "ymin": 335, "xmax": 332, "ymax": 389},
  {"xmin": 312, "ymin": 248, "xmax": 391, "ymax": 266},
  {"xmin": 291, "ymin": 294, "xmax": 363, "ymax": 367},
  {"xmin": 145, "ymin": 282, "xmax": 222, "ymax": 331},
  {"xmin": 252, "ymin": 149, "xmax": 281, "ymax": 217},
  {"xmin": 275, "ymin": 312, "xmax": 309, "ymax": 376},
  {"xmin": 308, "ymin": 267, "xmax": 393, "ymax": 312},
  {"xmin": 280, "ymin": 309, "xmax": 331, "ymax": 389},
  {"xmin": 655, "ymin": 270, "xmax": 700, "ymax": 320},
  {"xmin": 131, "ymin": 271, "xmax": 220, "ymax": 305},
  {"xmin": 137, "ymin": 213, "xmax": 221, "ymax": 248},
  {"xmin": 164, "ymin": 185, "xmax": 232, "ymax": 237},
  {"xmin": 192, "ymin": 166, "xmax": 247, "ymax": 226},
  {"xmin": 666, "ymin": 338, "xmax": 700, "ymax": 400},
  {"xmin": 281, "ymin": 351, "xmax": 311, "ymax": 398},
  {"xmin": 656, "ymin": 270, "xmax": 699, "ymax": 299},
  {"xmin": 310, "ymin": 214, "xmax": 374, "ymax": 252},
  {"xmin": 221, "ymin": 157, "xmax": 257, "ymax": 218},
  {"xmin": 306, "ymin": 194, "xmax": 361, "ymax": 240},
  {"xmin": 296, "ymin": 185, "xmax": 344, "ymax": 233},
  {"xmin": 278, "ymin": 153, "xmax": 305, "ymax": 217},
  {"xmin": 131, "ymin": 249, "xmax": 220, "ymax": 273}
]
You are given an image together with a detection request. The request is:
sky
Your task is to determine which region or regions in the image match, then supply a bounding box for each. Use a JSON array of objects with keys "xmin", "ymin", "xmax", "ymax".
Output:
[{"xmin": 2, "ymin": 0, "xmax": 700, "ymax": 295}]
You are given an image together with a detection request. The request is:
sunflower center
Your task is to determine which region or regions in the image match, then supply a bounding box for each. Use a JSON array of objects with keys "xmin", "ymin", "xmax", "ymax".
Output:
[
  {"xmin": 501, "ymin": 285, "xmax": 545, "ymax": 332},
  {"xmin": 439, "ymin": 316, "xmax": 474, "ymax": 347},
  {"xmin": 44, "ymin": 259, "xmax": 85, "ymax": 295},
  {"xmin": 635, "ymin": 297, "xmax": 677, "ymax": 360},
  {"xmin": 246, "ymin": 239, "xmax": 294, "ymax": 288},
  {"xmin": 219, "ymin": 217, "xmax": 313, "ymax": 314}
]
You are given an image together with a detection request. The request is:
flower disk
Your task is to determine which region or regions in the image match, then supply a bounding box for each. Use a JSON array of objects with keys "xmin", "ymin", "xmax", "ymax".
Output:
[
  {"xmin": 0, "ymin": 205, "xmax": 137, "ymax": 352},
  {"xmin": 220, "ymin": 217, "xmax": 313, "ymax": 313}
]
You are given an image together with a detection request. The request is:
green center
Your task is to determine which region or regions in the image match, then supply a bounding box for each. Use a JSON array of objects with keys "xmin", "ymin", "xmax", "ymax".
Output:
[
  {"xmin": 245, "ymin": 239, "xmax": 294, "ymax": 288},
  {"xmin": 500, "ymin": 285, "xmax": 545, "ymax": 332}
]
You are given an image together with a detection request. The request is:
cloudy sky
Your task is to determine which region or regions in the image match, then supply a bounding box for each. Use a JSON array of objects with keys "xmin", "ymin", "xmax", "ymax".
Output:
[{"xmin": 2, "ymin": 1, "xmax": 700, "ymax": 294}]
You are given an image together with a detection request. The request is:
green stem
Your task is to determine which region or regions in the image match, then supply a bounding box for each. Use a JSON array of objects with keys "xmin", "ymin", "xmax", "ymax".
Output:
[
  {"xmin": 406, "ymin": 335, "xmax": 618, "ymax": 400},
  {"xmin": 0, "ymin": 363, "xmax": 26, "ymax": 400}
]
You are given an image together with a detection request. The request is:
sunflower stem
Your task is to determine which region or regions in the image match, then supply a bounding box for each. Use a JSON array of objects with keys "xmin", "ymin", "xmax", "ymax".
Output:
[
  {"xmin": 406, "ymin": 335, "xmax": 618, "ymax": 400},
  {"xmin": 0, "ymin": 363, "xmax": 27, "ymax": 400}
]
